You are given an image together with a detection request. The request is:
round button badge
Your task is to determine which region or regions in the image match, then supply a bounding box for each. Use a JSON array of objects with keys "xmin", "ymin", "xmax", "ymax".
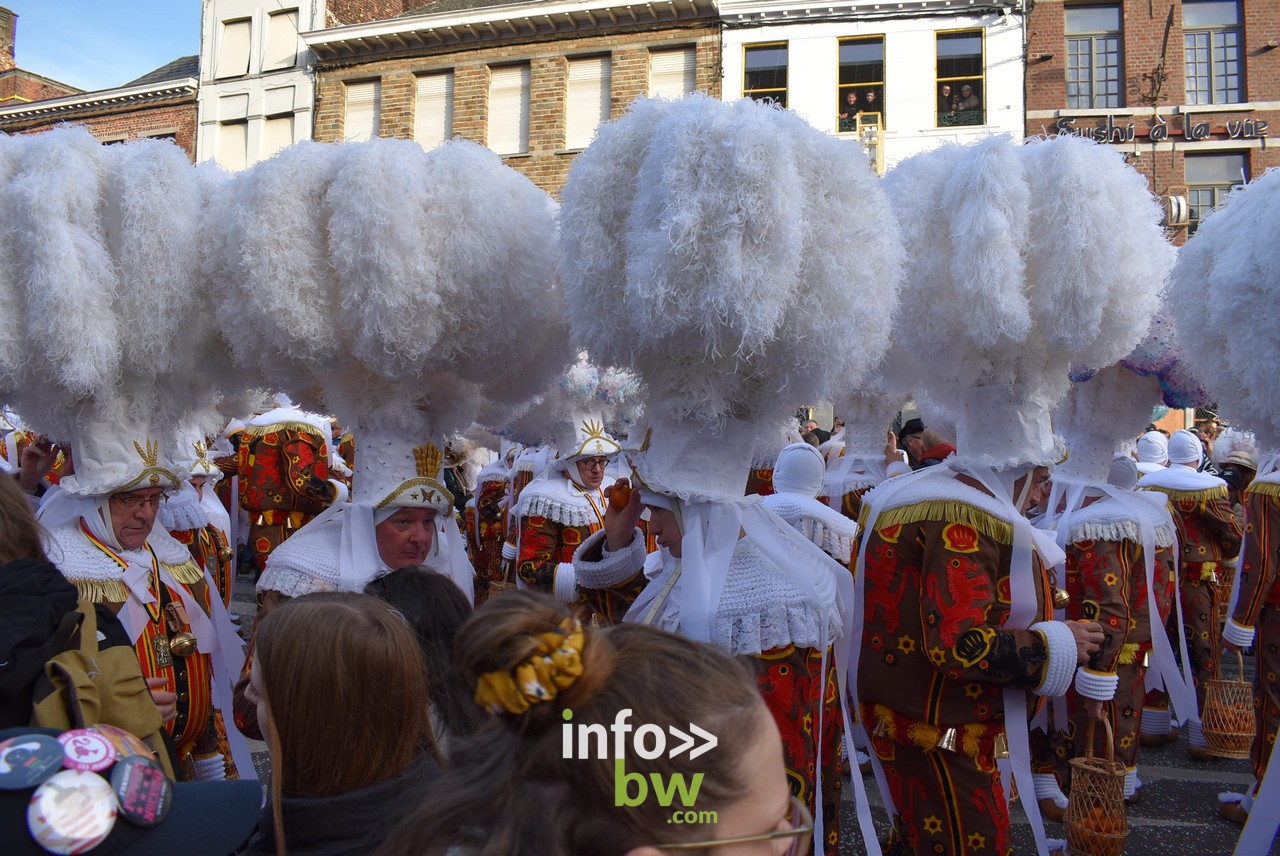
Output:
[
  {"xmin": 58, "ymin": 729, "xmax": 116, "ymax": 773},
  {"xmin": 27, "ymin": 769, "xmax": 118, "ymax": 855},
  {"xmin": 92, "ymin": 724, "xmax": 155, "ymax": 762},
  {"xmin": 110, "ymin": 756, "xmax": 172, "ymax": 828},
  {"xmin": 0, "ymin": 734, "xmax": 64, "ymax": 790}
]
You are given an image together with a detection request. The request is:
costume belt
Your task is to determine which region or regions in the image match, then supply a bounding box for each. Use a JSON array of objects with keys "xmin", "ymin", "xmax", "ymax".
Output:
[{"xmin": 254, "ymin": 510, "xmax": 310, "ymax": 528}]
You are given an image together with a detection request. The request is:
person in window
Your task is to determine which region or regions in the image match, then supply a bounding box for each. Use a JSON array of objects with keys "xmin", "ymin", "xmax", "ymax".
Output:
[
  {"xmin": 938, "ymin": 83, "xmax": 957, "ymax": 117},
  {"xmin": 956, "ymin": 83, "xmax": 981, "ymax": 115},
  {"xmin": 838, "ymin": 90, "xmax": 859, "ymax": 131},
  {"xmin": 860, "ymin": 88, "xmax": 882, "ymax": 119}
]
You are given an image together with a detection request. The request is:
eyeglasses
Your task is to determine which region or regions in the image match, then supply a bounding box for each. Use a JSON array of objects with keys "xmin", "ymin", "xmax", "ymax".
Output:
[
  {"xmin": 658, "ymin": 794, "xmax": 813, "ymax": 855},
  {"xmin": 110, "ymin": 492, "xmax": 167, "ymax": 511},
  {"xmin": 579, "ymin": 457, "xmax": 610, "ymax": 471}
]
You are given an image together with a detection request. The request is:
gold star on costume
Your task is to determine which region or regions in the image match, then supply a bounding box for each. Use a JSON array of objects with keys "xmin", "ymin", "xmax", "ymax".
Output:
[
  {"xmin": 922, "ymin": 816, "xmax": 943, "ymax": 835},
  {"xmin": 964, "ymin": 683, "xmax": 983, "ymax": 699},
  {"xmin": 897, "ymin": 635, "xmax": 917, "ymax": 654},
  {"xmin": 967, "ymin": 832, "xmax": 987, "ymax": 850}
]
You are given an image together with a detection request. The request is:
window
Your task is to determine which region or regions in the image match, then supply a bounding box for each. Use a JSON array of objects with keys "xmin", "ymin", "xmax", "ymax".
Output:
[
  {"xmin": 1184, "ymin": 1, "xmax": 1242, "ymax": 105},
  {"xmin": 415, "ymin": 72, "xmax": 454, "ymax": 151},
  {"xmin": 214, "ymin": 19, "xmax": 251, "ymax": 79},
  {"xmin": 648, "ymin": 47, "xmax": 696, "ymax": 98},
  {"xmin": 217, "ymin": 120, "xmax": 248, "ymax": 171},
  {"xmin": 488, "ymin": 65, "xmax": 530, "ymax": 156},
  {"xmin": 1185, "ymin": 152, "xmax": 1245, "ymax": 234},
  {"xmin": 837, "ymin": 37, "xmax": 885, "ymax": 132},
  {"xmin": 743, "ymin": 44, "xmax": 787, "ymax": 108},
  {"xmin": 263, "ymin": 9, "xmax": 299, "ymax": 72},
  {"xmin": 344, "ymin": 80, "xmax": 380, "ymax": 142},
  {"xmin": 566, "ymin": 56, "xmax": 611, "ymax": 150},
  {"xmin": 1066, "ymin": 6, "xmax": 1122, "ymax": 109},
  {"xmin": 263, "ymin": 115, "xmax": 294, "ymax": 159},
  {"xmin": 936, "ymin": 30, "xmax": 984, "ymax": 126}
]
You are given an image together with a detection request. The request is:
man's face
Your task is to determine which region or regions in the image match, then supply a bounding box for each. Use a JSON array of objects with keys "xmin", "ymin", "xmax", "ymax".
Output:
[
  {"xmin": 903, "ymin": 432, "xmax": 925, "ymax": 461},
  {"xmin": 1017, "ymin": 467, "xmax": 1052, "ymax": 514},
  {"xmin": 942, "ymin": 85, "xmax": 951, "ymax": 97},
  {"xmin": 804, "ymin": 420, "xmax": 819, "ymax": 433},
  {"xmin": 108, "ymin": 487, "xmax": 166, "ymax": 550},
  {"xmin": 574, "ymin": 456, "xmax": 609, "ymax": 490},
  {"xmin": 866, "ymin": 91, "xmax": 877, "ymax": 103},
  {"xmin": 846, "ymin": 92, "xmax": 857, "ymax": 105},
  {"xmin": 646, "ymin": 506, "xmax": 682, "ymax": 558},
  {"xmin": 962, "ymin": 86, "xmax": 972, "ymax": 97},
  {"xmin": 375, "ymin": 507, "xmax": 437, "ymax": 570}
]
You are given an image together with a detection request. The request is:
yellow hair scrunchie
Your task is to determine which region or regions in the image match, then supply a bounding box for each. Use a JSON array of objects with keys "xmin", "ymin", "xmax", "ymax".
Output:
[{"xmin": 474, "ymin": 617, "xmax": 585, "ymax": 715}]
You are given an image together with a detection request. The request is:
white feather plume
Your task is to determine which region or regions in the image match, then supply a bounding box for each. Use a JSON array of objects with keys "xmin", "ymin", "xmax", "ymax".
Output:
[
  {"xmin": 882, "ymin": 134, "xmax": 1170, "ymax": 466},
  {"xmin": 560, "ymin": 95, "xmax": 902, "ymax": 432},
  {"xmin": 1171, "ymin": 169, "xmax": 1280, "ymax": 448}
]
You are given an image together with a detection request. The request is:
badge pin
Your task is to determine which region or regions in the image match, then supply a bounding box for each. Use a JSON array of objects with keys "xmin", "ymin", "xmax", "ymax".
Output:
[
  {"xmin": 27, "ymin": 769, "xmax": 118, "ymax": 855},
  {"xmin": 58, "ymin": 730, "xmax": 116, "ymax": 773},
  {"xmin": 110, "ymin": 756, "xmax": 171, "ymax": 827},
  {"xmin": 0, "ymin": 735, "xmax": 64, "ymax": 790}
]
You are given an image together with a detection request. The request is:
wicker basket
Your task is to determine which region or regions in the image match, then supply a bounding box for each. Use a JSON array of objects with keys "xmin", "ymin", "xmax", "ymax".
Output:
[
  {"xmin": 1202, "ymin": 648, "xmax": 1255, "ymax": 760},
  {"xmin": 487, "ymin": 561, "xmax": 519, "ymax": 599},
  {"xmin": 1064, "ymin": 718, "xmax": 1127, "ymax": 856},
  {"xmin": 1213, "ymin": 559, "xmax": 1237, "ymax": 629}
]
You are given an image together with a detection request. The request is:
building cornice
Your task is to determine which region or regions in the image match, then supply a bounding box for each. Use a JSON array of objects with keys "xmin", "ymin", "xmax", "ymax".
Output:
[
  {"xmin": 0, "ymin": 78, "xmax": 198, "ymax": 123},
  {"xmin": 719, "ymin": 0, "xmax": 1016, "ymax": 26},
  {"xmin": 302, "ymin": 0, "xmax": 718, "ymax": 60}
]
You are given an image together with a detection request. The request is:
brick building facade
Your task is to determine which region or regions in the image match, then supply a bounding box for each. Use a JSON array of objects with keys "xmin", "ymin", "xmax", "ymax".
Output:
[
  {"xmin": 0, "ymin": 8, "xmax": 81, "ymax": 105},
  {"xmin": 303, "ymin": 0, "xmax": 720, "ymax": 196},
  {"xmin": 0, "ymin": 56, "xmax": 200, "ymax": 160},
  {"xmin": 1025, "ymin": 0, "xmax": 1280, "ymax": 243}
]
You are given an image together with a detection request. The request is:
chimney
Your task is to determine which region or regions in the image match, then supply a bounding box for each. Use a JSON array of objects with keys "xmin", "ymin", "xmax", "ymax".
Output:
[{"xmin": 0, "ymin": 8, "xmax": 16, "ymax": 73}]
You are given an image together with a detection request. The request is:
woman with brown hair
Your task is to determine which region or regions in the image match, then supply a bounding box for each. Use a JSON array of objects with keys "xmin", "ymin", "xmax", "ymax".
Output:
[
  {"xmin": 0, "ymin": 473, "xmax": 80, "ymax": 727},
  {"xmin": 242, "ymin": 592, "xmax": 438, "ymax": 856},
  {"xmin": 380, "ymin": 590, "xmax": 812, "ymax": 856}
]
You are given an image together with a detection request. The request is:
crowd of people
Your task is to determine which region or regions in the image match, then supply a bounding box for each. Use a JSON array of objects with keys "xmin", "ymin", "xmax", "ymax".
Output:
[{"xmin": 1, "ymin": 93, "xmax": 1279, "ymax": 856}]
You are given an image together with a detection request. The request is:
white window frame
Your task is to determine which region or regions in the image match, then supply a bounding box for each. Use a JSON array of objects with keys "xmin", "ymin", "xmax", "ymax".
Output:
[
  {"xmin": 565, "ymin": 56, "xmax": 611, "ymax": 150},
  {"xmin": 263, "ymin": 8, "xmax": 299, "ymax": 72},
  {"xmin": 414, "ymin": 72, "xmax": 454, "ymax": 151},
  {"xmin": 344, "ymin": 80, "xmax": 381, "ymax": 142},
  {"xmin": 648, "ymin": 47, "xmax": 696, "ymax": 98},
  {"xmin": 214, "ymin": 18, "xmax": 252, "ymax": 79},
  {"xmin": 217, "ymin": 120, "xmax": 249, "ymax": 171},
  {"xmin": 488, "ymin": 64, "xmax": 531, "ymax": 156}
]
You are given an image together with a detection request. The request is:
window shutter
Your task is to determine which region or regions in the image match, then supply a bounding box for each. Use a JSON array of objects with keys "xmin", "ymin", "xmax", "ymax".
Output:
[
  {"xmin": 215, "ymin": 19, "xmax": 251, "ymax": 79},
  {"xmin": 263, "ymin": 115, "xmax": 295, "ymax": 159},
  {"xmin": 415, "ymin": 72, "xmax": 454, "ymax": 151},
  {"xmin": 217, "ymin": 121, "xmax": 248, "ymax": 172},
  {"xmin": 216, "ymin": 19, "xmax": 250, "ymax": 78},
  {"xmin": 487, "ymin": 65, "xmax": 530, "ymax": 156},
  {"xmin": 565, "ymin": 56, "xmax": 610, "ymax": 150},
  {"xmin": 648, "ymin": 47, "xmax": 696, "ymax": 98},
  {"xmin": 263, "ymin": 9, "xmax": 299, "ymax": 71},
  {"xmin": 344, "ymin": 80, "xmax": 380, "ymax": 142}
]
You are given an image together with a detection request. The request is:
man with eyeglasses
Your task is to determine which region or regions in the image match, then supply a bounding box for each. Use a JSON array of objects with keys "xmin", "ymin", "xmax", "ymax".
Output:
[
  {"xmin": 37, "ymin": 417, "xmax": 231, "ymax": 782},
  {"xmin": 511, "ymin": 414, "xmax": 643, "ymax": 623}
]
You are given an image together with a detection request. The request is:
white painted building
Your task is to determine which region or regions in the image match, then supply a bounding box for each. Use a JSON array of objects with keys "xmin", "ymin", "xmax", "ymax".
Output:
[
  {"xmin": 718, "ymin": 0, "xmax": 1027, "ymax": 172},
  {"xmin": 196, "ymin": 0, "xmax": 324, "ymax": 170}
]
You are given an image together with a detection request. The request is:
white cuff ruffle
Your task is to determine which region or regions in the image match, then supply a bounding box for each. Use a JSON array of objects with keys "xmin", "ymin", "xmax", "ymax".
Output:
[
  {"xmin": 1074, "ymin": 666, "xmax": 1119, "ymax": 701},
  {"xmin": 573, "ymin": 528, "xmax": 646, "ymax": 590},
  {"xmin": 501, "ymin": 541, "xmax": 517, "ymax": 561},
  {"xmin": 329, "ymin": 479, "xmax": 349, "ymax": 503},
  {"xmin": 553, "ymin": 562, "xmax": 577, "ymax": 603},
  {"xmin": 1031, "ymin": 620, "xmax": 1077, "ymax": 698},
  {"xmin": 1223, "ymin": 618, "xmax": 1255, "ymax": 649}
]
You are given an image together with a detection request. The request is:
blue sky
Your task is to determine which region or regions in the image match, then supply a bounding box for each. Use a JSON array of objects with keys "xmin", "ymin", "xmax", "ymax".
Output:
[{"xmin": 7, "ymin": 1, "xmax": 201, "ymax": 91}]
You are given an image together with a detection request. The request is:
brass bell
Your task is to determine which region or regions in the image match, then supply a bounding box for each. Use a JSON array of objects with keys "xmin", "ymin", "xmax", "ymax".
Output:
[
  {"xmin": 218, "ymin": 546, "xmax": 234, "ymax": 562},
  {"xmin": 993, "ymin": 731, "xmax": 1010, "ymax": 761},
  {"xmin": 872, "ymin": 717, "xmax": 890, "ymax": 738},
  {"xmin": 1052, "ymin": 587, "xmax": 1070, "ymax": 610},
  {"xmin": 936, "ymin": 727, "xmax": 958, "ymax": 753},
  {"xmin": 168, "ymin": 631, "xmax": 198, "ymax": 658},
  {"xmin": 1142, "ymin": 650, "xmax": 1150, "ymax": 668}
]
